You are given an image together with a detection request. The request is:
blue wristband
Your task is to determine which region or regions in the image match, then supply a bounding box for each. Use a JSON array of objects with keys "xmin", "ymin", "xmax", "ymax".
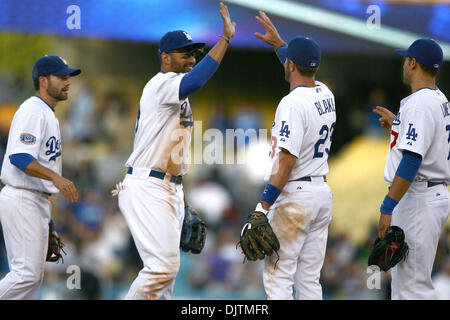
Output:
[
  {"xmin": 261, "ymin": 184, "xmax": 282, "ymax": 205},
  {"xmin": 380, "ymin": 195, "xmax": 399, "ymax": 215}
]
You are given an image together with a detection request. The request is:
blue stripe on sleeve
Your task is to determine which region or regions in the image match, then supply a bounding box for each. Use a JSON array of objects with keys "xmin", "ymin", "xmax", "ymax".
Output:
[
  {"xmin": 395, "ymin": 150, "xmax": 422, "ymax": 182},
  {"xmin": 179, "ymin": 55, "xmax": 220, "ymax": 100},
  {"xmin": 9, "ymin": 153, "xmax": 37, "ymax": 172}
]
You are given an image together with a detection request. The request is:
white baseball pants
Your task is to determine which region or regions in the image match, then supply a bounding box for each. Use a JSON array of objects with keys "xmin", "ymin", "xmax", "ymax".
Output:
[
  {"xmin": 390, "ymin": 182, "xmax": 449, "ymax": 300},
  {"xmin": 0, "ymin": 185, "xmax": 50, "ymax": 300},
  {"xmin": 118, "ymin": 170, "xmax": 185, "ymax": 300},
  {"xmin": 263, "ymin": 178, "xmax": 332, "ymax": 300}
]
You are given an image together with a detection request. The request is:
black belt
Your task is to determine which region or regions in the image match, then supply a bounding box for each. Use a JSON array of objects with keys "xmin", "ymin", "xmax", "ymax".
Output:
[
  {"xmin": 389, "ymin": 181, "xmax": 446, "ymax": 190},
  {"xmin": 127, "ymin": 167, "xmax": 183, "ymax": 184},
  {"xmin": 427, "ymin": 181, "xmax": 446, "ymax": 188},
  {"xmin": 292, "ymin": 176, "xmax": 327, "ymax": 182}
]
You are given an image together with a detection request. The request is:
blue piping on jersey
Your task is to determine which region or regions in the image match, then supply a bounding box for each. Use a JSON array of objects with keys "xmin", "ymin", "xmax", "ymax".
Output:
[
  {"xmin": 415, "ymin": 87, "xmax": 437, "ymax": 93},
  {"xmin": 290, "ymin": 85, "xmax": 318, "ymax": 92},
  {"xmin": 135, "ymin": 105, "xmax": 141, "ymax": 133},
  {"xmin": 34, "ymin": 96, "xmax": 55, "ymax": 112}
]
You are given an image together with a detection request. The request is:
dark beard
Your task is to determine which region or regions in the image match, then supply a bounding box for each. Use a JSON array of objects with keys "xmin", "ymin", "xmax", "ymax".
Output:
[
  {"xmin": 170, "ymin": 60, "xmax": 188, "ymax": 73},
  {"xmin": 47, "ymin": 86, "xmax": 67, "ymax": 101}
]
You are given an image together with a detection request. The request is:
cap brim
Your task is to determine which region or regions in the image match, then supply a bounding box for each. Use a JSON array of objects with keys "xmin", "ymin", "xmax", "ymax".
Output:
[
  {"xmin": 173, "ymin": 42, "xmax": 206, "ymax": 52},
  {"xmin": 53, "ymin": 67, "xmax": 81, "ymax": 77},
  {"xmin": 394, "ymin": 49, "xmax": 409, "ymax": 56}
]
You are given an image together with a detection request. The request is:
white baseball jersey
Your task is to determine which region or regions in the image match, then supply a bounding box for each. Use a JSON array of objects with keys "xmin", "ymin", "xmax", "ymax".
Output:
[
  {"xmin": 125, "ymin": 72, "xmax": 192, "ymax": 176},
  {"xmin": 0, "ymin": 96, "xmax": 62, "ymax": 194},
  {"xmin": 384, "ymin": 87, "xmax": 450, "ymax": 184},
  {"xmin": 265, "ymin": 81, "xmax": 336, "ymax": 180}
]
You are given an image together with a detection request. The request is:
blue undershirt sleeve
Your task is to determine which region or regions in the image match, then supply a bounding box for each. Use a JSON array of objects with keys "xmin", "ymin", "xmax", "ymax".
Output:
[
  {"xmin": 395, "ymin": 150, "xmax": 422, "ymax": 182},
  {"xmin": 9, "ymin": 153, "xmax": 37, "ymax": 172},
  {"xmin": 179, "ymin": 55, "xmax": 220, "ymax": 100}
]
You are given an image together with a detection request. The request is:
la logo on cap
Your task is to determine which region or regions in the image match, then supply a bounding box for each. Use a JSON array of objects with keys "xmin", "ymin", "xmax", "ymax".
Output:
[
  {"xmin": 183, "ymin": 31, "xmax": 192, "ymax": 41},
  {"xmin": 434, "ymin": 63, "xmax": 439, "ymax": 68},
  {"xmin": 59, "ymin": 57, "xmax": 68, "ymax": 65}
]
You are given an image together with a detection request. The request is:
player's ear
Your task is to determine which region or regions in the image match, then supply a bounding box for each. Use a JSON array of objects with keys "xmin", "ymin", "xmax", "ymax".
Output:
[
  {"xmin": 38, "ymin": 75, "xmax": 48, "ymax": 90},
  {"xmin": 160, "ymin": 52, "xmax": 171, "ymax": 65},
  {"xmin": 409, "ymin": 57, "xmax": 418, "ymax": 70},
  {"xmin": 289, "ymin": 60, "xmax": 296, "ymax": 73}
]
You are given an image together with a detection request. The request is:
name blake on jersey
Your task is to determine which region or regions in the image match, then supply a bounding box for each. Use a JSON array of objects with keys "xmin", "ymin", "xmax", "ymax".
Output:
[{"xmin": 315, "ymin": 98, "xmax": 335, "ymax": 116}]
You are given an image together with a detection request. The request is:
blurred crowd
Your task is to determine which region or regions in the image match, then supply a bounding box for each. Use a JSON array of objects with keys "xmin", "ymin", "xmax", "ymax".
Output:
[{"xmin": 0, "ymin": 72, "xmax": 449, "ymax": 300}]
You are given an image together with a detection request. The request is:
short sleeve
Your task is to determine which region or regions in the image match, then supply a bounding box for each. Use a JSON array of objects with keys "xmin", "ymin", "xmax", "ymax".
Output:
[
  {"xmin": 157, "ymin": 73, "xmax": 186, "ymax": 106},
  {"xmin": 8, "ymin": 111, "xmax": 45, "ymax": 158},
  {"xmin": 397, "ymin": 107, "xmax": 434, "ymax": 158},
  {"xmin": 275, "ymin": 101, "xmax": 305, "ymax": 158}
]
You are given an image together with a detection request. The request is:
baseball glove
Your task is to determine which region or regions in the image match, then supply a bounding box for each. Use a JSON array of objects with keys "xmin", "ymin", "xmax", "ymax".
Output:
[
  {"xmin": 47, "ymin": 220, "xmax": 66, "ymax": 263},
  {"xmin": 368, "ymin": 225, "xmax": 409, "ymax": 271},
  {"xmin": 238, "ymin": 207, "xmax": 280, "ymax": 261},
  {"xmin": 180, "ymin": 206, "xmax": 207, "ymax": 254}
]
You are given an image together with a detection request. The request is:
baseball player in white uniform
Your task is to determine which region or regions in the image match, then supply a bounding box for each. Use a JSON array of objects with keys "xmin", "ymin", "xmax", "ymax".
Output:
[
  {"xmin": 114, "ymin": 3, "xmax": 236, "ymax": 300},
  {"xmin": 374, "ymin": 39, "xmax": 449, "ymax": 299},
  {"xmin": 0, "ymin": 56, "xmax": 80, "ymax": 299},
  {"xmin": 253, "ymin": 12, "xmax": 335, "ymax": 300}
]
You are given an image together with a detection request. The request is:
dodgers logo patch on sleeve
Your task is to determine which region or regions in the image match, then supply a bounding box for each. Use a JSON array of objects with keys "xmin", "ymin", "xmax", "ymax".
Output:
[{"xmin": 20, "ymin": 133, "xmax": 36, "ymax": 145}]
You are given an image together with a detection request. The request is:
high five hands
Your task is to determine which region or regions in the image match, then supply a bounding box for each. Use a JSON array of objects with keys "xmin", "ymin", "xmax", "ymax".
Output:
[
  {"xmin": 220, "ymin": 2, "xmax": 236, "ymax": 40},
  {"xmin": 254, "ymin": 11, "xmax": 285, "ymax": 49}
]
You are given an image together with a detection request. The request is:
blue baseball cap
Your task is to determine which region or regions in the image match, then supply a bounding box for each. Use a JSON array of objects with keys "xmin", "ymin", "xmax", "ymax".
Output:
[
  {"xmin": 158, "ymin": 30, "xmax": 205, "ymax": 55},
  {"xmin": 395, "ymin": 39, "xmax": 443, "ymax": 70},
  {"xmin": 32, "ymin": 56, "xmax": 81, "ymax": 81},
  {"xmin": 279, "ymin": 36, "xmax": 321, "ymax": 68}
]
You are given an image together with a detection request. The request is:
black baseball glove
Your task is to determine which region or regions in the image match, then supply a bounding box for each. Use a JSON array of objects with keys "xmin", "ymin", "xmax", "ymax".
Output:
[
  {"xmin": 368, "ymin": 225, "xmax": 409, "ymax": 271},
  {"xmin": 238, "ymin": 207, "xmax": 280, "ymax": 261},
  {"xmin": 180, "ymin": 206, "xmax": 207, "ymax": 254},
  {"xmin": 47, "ymin": 220, "xmax": 66, "ymax": 263}
]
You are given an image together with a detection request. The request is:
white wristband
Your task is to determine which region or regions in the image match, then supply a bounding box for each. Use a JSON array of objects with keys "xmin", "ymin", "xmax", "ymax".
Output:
[
  {"xmin": 255, "ymin": 203, "xmax": 269, "ymax": 215},
  {"xmin": 220, "ymin": 35, "xmax": 230, "ymax": 43}
]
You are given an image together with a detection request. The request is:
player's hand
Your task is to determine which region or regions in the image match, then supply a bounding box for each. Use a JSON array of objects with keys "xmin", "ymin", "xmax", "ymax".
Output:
[
  {"xmin": 373, "ymin": 106, "xmax": 395, "ymax": 131},
  {"xmin": 52, "ymin": 175, "xmax": 78, "ymax": 202},
  {"xmin": 254, "ymin": 11, "xmax": 285, "ymax": 49},
  {"xmin": 378, "ymin": 213, "xmax": 392, "ymax": 239},
  {"xmin": 220, "ymin": 2, "xmax": 236, "ymax": 39}
]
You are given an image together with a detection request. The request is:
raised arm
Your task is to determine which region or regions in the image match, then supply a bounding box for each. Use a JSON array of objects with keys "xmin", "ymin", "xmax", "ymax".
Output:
[
  {"xmin": 208, "ymin": 2, "xmax": 236, "ymax": 63},
  {"xmin": 254, "ymin": 11, "xmax": 285, "ymax": 49},
  {"xmin": 179, "ymin": 2, "xmax": 236, "ymax": 100},
  {"xmin": 254, "ymin": 11, "xmax": 289, "ymax": 65}
]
